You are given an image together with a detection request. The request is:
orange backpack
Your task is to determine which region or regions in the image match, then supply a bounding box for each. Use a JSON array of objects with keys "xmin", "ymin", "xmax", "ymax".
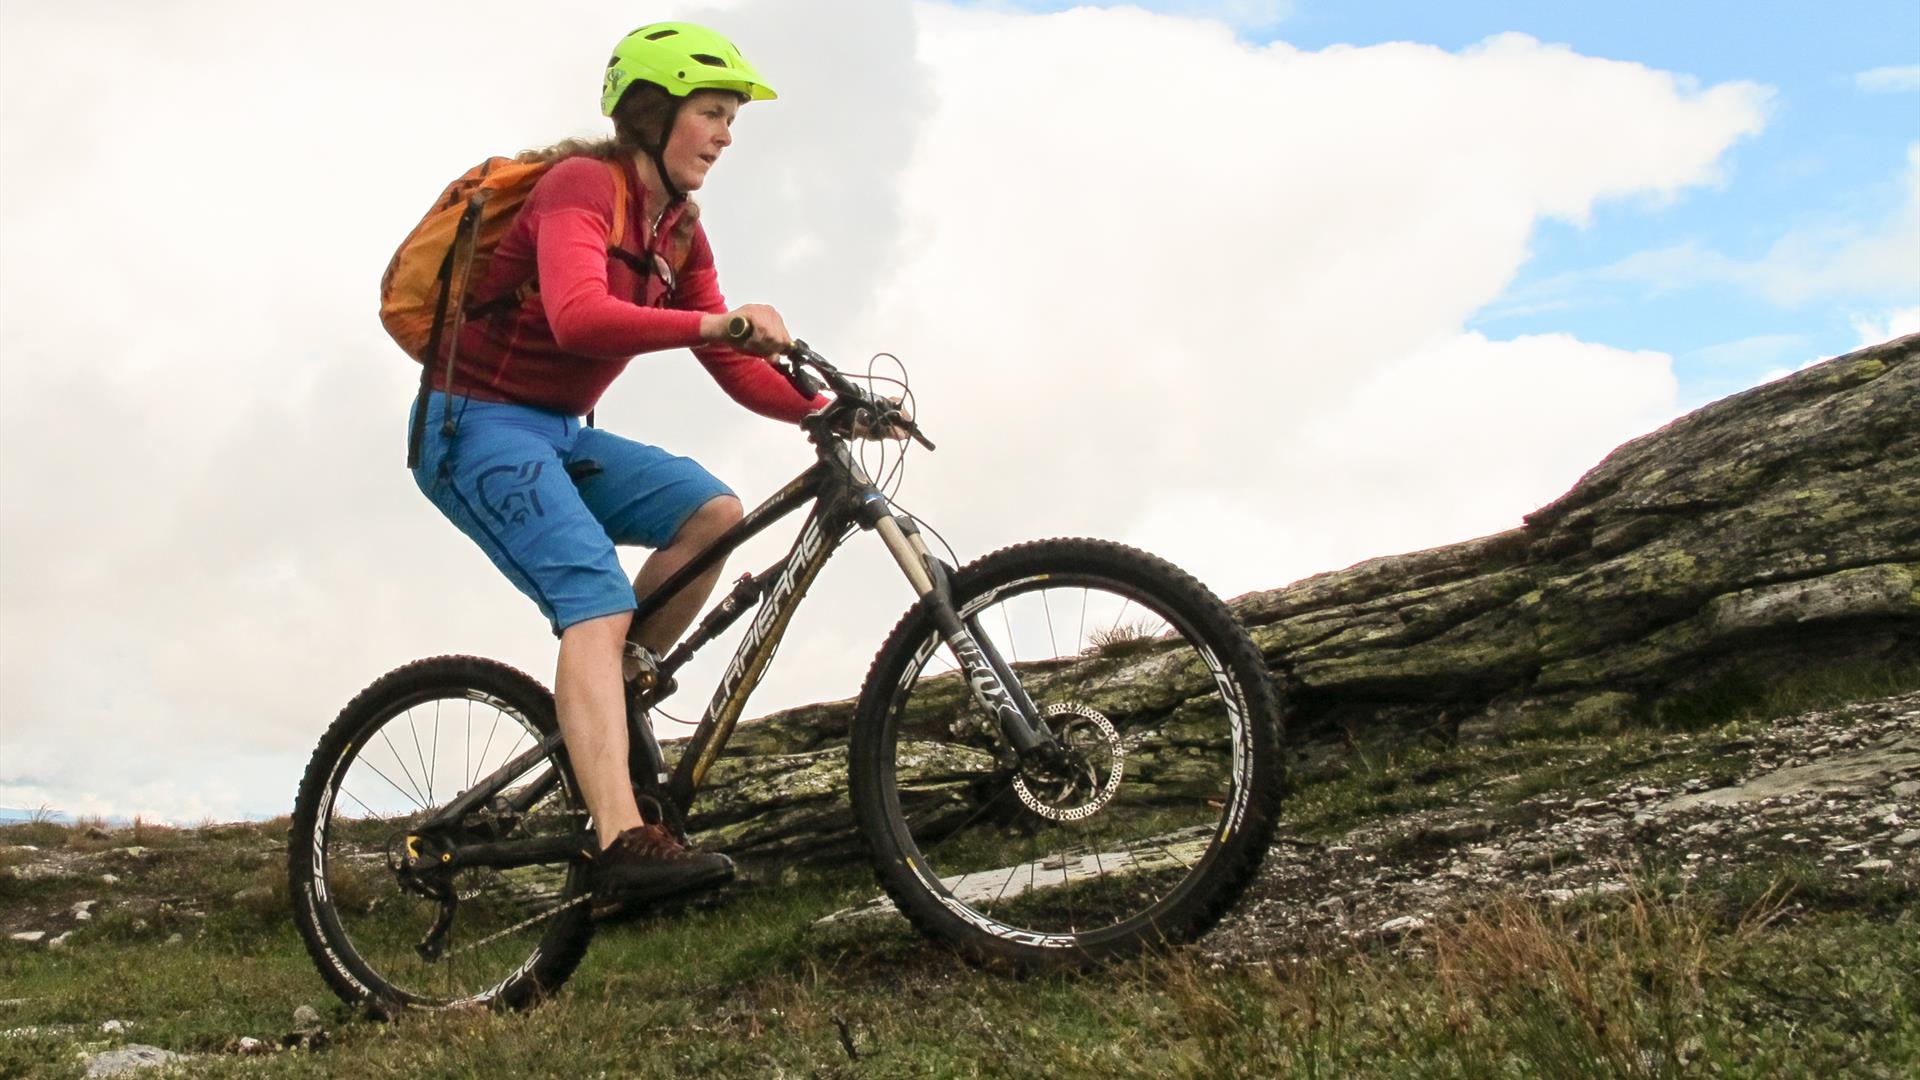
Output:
[
  {"xmin": 380, "ymin": 156, "xmax": 636, "ymax": 361},
  {"xmin": 386, "ymin": 155, "xmax": 677, "ymax": 467}
]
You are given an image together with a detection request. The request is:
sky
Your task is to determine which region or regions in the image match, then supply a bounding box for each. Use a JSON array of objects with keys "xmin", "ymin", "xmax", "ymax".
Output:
[{"xmin": 1, "ymin": 0, "xmax": 1915, "ymax": 822}]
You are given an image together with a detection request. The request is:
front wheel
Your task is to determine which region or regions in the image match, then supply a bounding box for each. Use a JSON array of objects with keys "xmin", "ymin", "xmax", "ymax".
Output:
[{"xmin": 848, "ymin": 539, "xmax": 1286, "ymax": 969}]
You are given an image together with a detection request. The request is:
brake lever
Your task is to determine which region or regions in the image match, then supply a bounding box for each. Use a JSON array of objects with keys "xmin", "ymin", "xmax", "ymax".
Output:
[{"xmin": 726, "ymin": 319, "xmax": 935, "ymax": 449}]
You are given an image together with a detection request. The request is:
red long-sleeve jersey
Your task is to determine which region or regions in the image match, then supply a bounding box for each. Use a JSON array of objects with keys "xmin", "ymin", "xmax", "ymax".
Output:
[{"xmin": 433, "ymin": 155, "xmax": 824, "ymax": 423}]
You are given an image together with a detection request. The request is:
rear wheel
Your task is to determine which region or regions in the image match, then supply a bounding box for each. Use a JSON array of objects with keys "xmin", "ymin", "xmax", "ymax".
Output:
[
  {"xmin": 848, "ymin": 539, "xmax": 1286, "ymax": 968},
  {"xmin": 288, "ymin": 656, "xmax": 594, "ymax": 1013}
]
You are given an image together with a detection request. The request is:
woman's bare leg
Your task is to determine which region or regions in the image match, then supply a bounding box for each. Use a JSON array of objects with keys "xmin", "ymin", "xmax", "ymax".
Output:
[
  {"xmin": 555, "ymin": 495, "xmax": 744, "ymax": 850},
  {"xmin": 554, "ymin": 612, "xmax": 644, "ymax": 850}
]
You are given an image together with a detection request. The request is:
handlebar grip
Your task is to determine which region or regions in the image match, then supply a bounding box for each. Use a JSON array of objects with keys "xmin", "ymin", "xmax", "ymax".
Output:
[{"xmin": 725, "ymin": 314, "xmax": 753, "ymax": 343}]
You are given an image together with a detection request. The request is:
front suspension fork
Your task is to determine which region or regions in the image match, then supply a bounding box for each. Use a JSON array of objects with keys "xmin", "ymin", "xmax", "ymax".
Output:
[{"xmin": 872, "ymin": 514, "xmax": 1058, "ymax": 758}]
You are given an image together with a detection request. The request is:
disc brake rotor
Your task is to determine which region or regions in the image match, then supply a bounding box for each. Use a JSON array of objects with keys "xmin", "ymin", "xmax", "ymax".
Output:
[{"xmin": 1013, "ymin": 703, "xmax": 1126, "ymax": 821}]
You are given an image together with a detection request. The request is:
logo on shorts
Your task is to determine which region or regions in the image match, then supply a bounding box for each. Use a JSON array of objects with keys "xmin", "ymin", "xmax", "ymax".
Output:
[{"xmin": 476, "ymin": 462, "xmax": 546, "ymax": 528}]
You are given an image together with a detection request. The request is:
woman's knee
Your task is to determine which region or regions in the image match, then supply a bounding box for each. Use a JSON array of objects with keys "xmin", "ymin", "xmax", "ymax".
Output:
[
  {"xmin": 558, "ymin": 609, "xmax": 634, "ymax": 648},
  {"xmin": 677, "ymin": 495, "xmax": 743, "ymax": 544}
]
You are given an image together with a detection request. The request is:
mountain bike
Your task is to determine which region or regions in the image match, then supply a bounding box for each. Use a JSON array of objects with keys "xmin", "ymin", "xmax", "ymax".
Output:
[{"xmin": 289, "ymin": 337, "xmax": 1288, "ymax": 1013}]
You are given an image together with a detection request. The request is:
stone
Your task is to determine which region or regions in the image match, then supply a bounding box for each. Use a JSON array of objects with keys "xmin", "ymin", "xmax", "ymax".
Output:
[
  {"xmin": 232, "ymin": 885, "xmax": 273, "ymax": 904},
  {"xmin": 291, "ymin": 1004, "xmax": 323, "ymax": 1033},
  {"xmin": 9, "ymin": 931, "xmax": 45, "ymax": 944},
  {"xmin": 99, "ymin": 873, "xmax": 119, "ymax": 885},
  {"xmin": 84, "ymin": 1045, "xmax": 186, "ymax": 1077},
  {"xmin": 1892, "ymin": 780, "xmax": 1920, "ymax": 798},
  {"xmin": 72, "ymin": 900, "xmax": 97, "ymax": 920},
  {"xmin": 1377, "ymin": 915, "xmax": 1427, "ymax": 935},
  {"xmin": 1854, "ymin": 858, "xmax": 1893, "ymax": 872},
  {"xmin": 1892, "ymin": 830, "xmax": 1920, "ymax": 847},
  {"xmin": 1660, "ymin": 738, "xmax": 1920, "ymax": 813},
  {"xmin": 100, "ymin": 1019, "xmax": 127, "ymax": 1034},
  {"xmin": 47, "ymin": 931, "xmax": 73, "ymax": 951},
  {"xmin": 163, "ymin": 933, "xmax": 183, "ymax": 947}
]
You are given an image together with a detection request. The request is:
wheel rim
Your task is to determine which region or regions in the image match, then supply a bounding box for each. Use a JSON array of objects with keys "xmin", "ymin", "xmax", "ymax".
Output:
[
  {"xmin": 878, "ymin": 572, "xmax": 1255, "ymax": 949},
  {"xmin": 310, "ymin": 688, "xmax": 589, "ymax": 1006}
]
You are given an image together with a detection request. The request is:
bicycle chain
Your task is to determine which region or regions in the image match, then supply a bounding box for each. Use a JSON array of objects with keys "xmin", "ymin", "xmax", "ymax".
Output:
[{"xmin": 441, "ymin": 891, "xmax": 592, "ymax": 960}]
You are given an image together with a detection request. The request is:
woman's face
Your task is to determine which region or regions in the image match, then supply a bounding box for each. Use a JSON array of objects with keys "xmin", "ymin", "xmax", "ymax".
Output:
[{"xmin": 662, "ymin": 90, "xmax": 740, "ymax": 193}]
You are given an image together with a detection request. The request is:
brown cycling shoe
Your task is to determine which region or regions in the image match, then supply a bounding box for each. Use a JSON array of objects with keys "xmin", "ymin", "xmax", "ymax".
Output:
[{"xmin": 590, "ymin": 823, "xmax": 734, "ymax": 904}]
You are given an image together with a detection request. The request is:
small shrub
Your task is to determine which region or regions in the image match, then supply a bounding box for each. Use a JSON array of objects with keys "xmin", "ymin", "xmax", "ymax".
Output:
[
  {"xmin": 1087, "ymin": 619, "xmax": 1161, "ymax": 657},
  {"xmin": 0, "ymin": 819, "xmax": 69, "ymax": 848}
]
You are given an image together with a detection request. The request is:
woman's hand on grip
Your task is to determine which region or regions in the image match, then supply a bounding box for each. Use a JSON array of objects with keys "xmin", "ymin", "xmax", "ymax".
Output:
[{"xmin": 702, "ymin": 304, "xmax": 791, "ymax": 356}]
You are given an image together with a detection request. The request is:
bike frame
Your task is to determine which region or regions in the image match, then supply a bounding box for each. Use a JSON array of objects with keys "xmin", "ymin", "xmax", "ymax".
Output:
[{"xmin": 417, "ymin": 420, "xmax": 1057, "ymax": 869}]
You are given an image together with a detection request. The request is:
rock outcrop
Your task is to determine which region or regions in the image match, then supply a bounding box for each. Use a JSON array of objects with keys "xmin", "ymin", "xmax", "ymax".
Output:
[
  {"xmin": 1236, "ymin": 333, "xmax": 1917, "ymax": 743},
  {"xmin": 683, "ymin": 336, "xmax": 1919, "ymax": 866}
]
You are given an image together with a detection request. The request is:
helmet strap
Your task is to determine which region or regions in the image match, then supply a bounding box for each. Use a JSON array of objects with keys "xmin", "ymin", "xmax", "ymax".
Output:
[{"xmin": 648, "ymin": 96, "xmax": 690, "ymax": 209}]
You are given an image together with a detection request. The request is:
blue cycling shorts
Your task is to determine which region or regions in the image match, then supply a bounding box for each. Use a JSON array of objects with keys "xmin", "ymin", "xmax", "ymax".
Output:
[{"xmin": 410, "ymin": 395, "xmax": 734, "ymax": 634}]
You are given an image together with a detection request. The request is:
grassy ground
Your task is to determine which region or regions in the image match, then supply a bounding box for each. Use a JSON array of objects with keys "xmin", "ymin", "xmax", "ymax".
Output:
[{"xmin": 3, "ymin": 668, "xmax": 1916, "ymax": 1077}]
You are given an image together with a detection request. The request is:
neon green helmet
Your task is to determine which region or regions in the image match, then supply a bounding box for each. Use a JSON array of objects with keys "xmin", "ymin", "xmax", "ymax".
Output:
[{"xmin": 600, "ymin": 22, "xmax": 777, "ymax": 116}]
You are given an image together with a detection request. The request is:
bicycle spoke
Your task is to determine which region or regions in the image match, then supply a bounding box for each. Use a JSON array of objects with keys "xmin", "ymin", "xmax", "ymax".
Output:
[
  {"xmin": 357, "ymin": 755, "xmax": 429, "ymax": 813},
  {"xmin": 1042, "ymin": 590, "xmax": 1059, "ymax": 659},
  {"xmin": 407, "ymin": 708, "xmax": 433, "ymax": 807},
  {"xmin": 379, "ymin": 723, "xmax": 431, "ymax": 810}
]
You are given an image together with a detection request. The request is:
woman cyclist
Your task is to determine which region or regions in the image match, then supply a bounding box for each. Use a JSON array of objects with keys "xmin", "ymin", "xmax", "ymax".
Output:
[{"xmin": 409, "ymin": 22, "xmax": 853, "ymax": 904}]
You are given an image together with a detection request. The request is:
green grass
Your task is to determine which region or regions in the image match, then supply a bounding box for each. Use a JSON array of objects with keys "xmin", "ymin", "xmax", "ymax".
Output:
[{"xmin": 1653, "ymin": 659, "xmax": 1920, "ymax": 732}]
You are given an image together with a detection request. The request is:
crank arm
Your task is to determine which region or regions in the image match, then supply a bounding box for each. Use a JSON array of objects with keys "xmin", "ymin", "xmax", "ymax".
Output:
[{"xmin": 438, "ymin": 833, "xmax": 594, "ymax": 873}]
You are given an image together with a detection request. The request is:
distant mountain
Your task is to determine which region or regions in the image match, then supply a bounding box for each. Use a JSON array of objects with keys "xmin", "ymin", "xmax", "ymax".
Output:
[
  {"xmin": 0, "ymin": 806, "xmax": 70, "ymax": 824},
  {"xmin": 0, "ymin": 807, "xmax": 136, "ymax": 827}
]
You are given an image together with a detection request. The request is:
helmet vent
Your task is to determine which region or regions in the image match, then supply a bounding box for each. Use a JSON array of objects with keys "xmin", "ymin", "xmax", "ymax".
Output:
[
  {"xmin": 644, "ymin": 29, "xmax": 678, "ymax": 40},
  {"xmin": 690, "ymin": 53, "xmax": 728, "ymax": 68}
]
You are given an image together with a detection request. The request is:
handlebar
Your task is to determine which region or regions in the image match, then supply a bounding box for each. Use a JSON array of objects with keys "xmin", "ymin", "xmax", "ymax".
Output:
[{"xmin": 724, "ymin": 315, "xmax": 935, "ymax": 450}]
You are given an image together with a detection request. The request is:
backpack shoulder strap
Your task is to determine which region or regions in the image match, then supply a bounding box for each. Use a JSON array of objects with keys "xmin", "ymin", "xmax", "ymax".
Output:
[{"xmin": 602, "ymin": 158, "xmax": 629, "ymax": 251}]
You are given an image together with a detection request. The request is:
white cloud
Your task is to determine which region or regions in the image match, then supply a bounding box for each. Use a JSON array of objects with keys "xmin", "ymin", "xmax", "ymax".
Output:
[
  {"xmin": 1857, "ymin": 65, "xmax": 1920, "ymax": 93},
  {"xmin": 1, "ymin": 1, "xmax": 1768, "ymax": 819},
  {"xmin": 1852, "ymin": 306, "xmax": 1920, "ymax": 346},
  {"xmin": 1126, "ymin": 333, "xmax": 1679, "ymax": 591},
  {"xmin": 851, "ymin": 9, "xmax": 1754, "ymax": 591}
]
